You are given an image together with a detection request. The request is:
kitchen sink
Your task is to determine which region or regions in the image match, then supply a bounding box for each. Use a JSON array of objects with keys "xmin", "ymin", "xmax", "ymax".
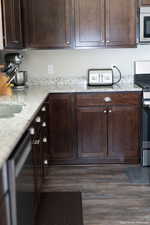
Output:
[{"xmin": 0, "ymin": 104, "xmax": 23, "ymax": 118}]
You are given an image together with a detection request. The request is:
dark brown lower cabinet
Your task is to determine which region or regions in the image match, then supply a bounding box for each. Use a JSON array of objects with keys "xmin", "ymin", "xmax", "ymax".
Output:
[
  {"xmin": 77, "ymin": 105, "xmax": 141, "ymax": 163},
  {"xmin": 48, "ymin": 94, "xmax": 76, "ymax": 163},
  {"xmin": 108, "ymin": 105, "xmax": 140, "ymax": 163},
  {"xmin": 77, "ymin": 106, "xmax": 107, "ymax": 160},
  {"xmin": 76, "ymin": 93, "xmax": 141, "ymax": 164},
  {"xmin": 48, "ymin": 92, "xmax": 141, "ymax": 164}
]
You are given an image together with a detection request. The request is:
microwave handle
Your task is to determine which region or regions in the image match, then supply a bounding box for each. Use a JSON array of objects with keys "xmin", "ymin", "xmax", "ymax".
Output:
[
  {"xmin": 112, "ymin": 66, "xmax": 122, "ymax": 85},
  {"xmin": 15, "ymin": 140, "xmax": 31, "ymax": 177}
]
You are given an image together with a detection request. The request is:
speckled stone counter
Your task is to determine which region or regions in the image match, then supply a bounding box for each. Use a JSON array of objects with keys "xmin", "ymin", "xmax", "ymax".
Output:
[{"xmin": 0, "ymin": 83, "xmax": 142, "ymax": 168}]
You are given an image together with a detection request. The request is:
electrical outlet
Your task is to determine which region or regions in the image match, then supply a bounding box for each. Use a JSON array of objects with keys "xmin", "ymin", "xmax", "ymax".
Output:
[{"xmin": 48, "ymin": 64, "xmax": 54, "ymax": 74}]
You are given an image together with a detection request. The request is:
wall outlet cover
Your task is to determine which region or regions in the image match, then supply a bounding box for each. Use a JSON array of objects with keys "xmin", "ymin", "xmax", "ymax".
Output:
[{"xmin": 48, "ymin": 64, "xmax": 54, "ymax": 74}]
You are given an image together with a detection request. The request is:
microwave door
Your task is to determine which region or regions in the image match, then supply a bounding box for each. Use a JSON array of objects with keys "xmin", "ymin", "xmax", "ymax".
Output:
[
  {"xmin": 144, "ymin": 17, "xmax": 150, "ymax": 38},
  {"xmin": 140, "ymin": 15, "xmax": 150, "ymax": 42}
]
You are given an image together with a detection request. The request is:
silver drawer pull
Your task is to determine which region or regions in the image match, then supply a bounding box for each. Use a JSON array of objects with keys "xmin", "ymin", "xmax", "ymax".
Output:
[
  {"xmin": 43, "ymin": 137, "xmax": 47, "ymax": 143},
  {"xmin": 42, "ymin": 122, "xmax": 47, "ymax": 127},
  {"xmin": 44, "ymin": 160, "xmax": 48, "ymax": 165},
  {"xmin": 104, "ymin": 97, "xmax": 112, "ymax": 103},
  {"xmin": 109, "ymin": 110, "xmax": 112, "ymax": 113},
  {"xmin": 35, "ymin": 116, "xmax": 41, "ymax": 123},
  {"xmin": 41, "ymin": 106, "xmax": 46, "ymax": 112},
  {"xmin": 104, "ymin": 110, "xmax": 107, "ymax": 113}
]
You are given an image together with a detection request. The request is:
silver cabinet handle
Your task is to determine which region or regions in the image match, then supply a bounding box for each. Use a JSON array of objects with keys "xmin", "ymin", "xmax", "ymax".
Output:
[
  {"xmin": 30, "ymin": 127, "xmax": 35, "ymax": 135},
  {"xmin": 106, "ymin": 40, "xmax": 110, "ymax": 43},
  {"xmin": 44, "ymin": 160, "xmax": 48, "ymax": 165},
  {"xmin": 42, "ymin": 122, "xmax": 47, "ymax": 127},
  {"xmin": 104, "ymin": 97, "xmax": 112, "ymax": 103},
  {"xmin": 43, "ymin": 137, "xmax": 47, "ymax": 143},
  {"xmin": 41, "ymin": 106, "xmax": 46, "ymax": 112},
  {"xmin": 109, "ymin": 110, "xmax": 112, "ymax": 113},
  {"xmin": 104, "ymin": 110, "xmax": 107, "ymax": 113},
  {"xmin": 35, "ymin": 116, "xmax": 41, "ymax": 123}
]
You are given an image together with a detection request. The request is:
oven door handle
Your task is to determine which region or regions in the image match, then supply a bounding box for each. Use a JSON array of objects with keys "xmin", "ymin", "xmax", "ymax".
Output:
[
  {"xmin": 8, "ymin": 131, "xmax": 32, "ymax": 177},
  {"xmin": 15, "ymin": 140, "xmax": 31, "ymax": 177}
]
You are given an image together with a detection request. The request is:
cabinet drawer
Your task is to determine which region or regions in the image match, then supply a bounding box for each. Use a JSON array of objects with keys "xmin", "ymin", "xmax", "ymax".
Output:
[{"xmin": 76, "ymin": 92, "xmax": 141, "ymax": 106}]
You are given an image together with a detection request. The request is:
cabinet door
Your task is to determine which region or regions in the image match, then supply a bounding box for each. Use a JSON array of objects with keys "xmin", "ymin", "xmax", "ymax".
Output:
[
  {"xmin": 23, "ymin": 0, "xmax": 73, "ymax": 48},
  {"xmin": 2, "ymin": 0, "xmax": 23, "ymax": 49},
  {"xmin": 105, "ymin": 0, "xmax": 137, "ymax": 47},
  {"xmin": 49, "ymin": 94, "xmax": 75, "ymax": 161},
  {"xmin": 141, "ymin": 0, "xmax": 150, "ymax": 5},
  {"xmin": 108, "ymin": 106, "xmax": 140, "ymax": 163},
  {"xmin": 75, "ymin": 0, "xmax": 105, "ymax": 47},
  {"xmin": 77, "ymin": 107, "xmax": 107, "ymax": 160}
]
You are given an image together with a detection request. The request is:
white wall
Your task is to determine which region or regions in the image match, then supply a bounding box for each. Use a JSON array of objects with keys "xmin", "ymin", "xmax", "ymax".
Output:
[{"xmin": 21, "ymin": 45, "xmax": 150, "ymax": 83}]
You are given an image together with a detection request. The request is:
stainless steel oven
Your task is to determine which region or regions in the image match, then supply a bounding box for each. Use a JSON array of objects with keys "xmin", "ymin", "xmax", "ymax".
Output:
[
  {"xmin": 142, "ymin": 94, "xmax": 150, "ymax": 166},
  {"xmin": 8, "ymin": 131, "xmax": 36, "ymax": 225},
  {"xmin": 140, "ymin": 7, "xmax": 150, "ymax": 42}
]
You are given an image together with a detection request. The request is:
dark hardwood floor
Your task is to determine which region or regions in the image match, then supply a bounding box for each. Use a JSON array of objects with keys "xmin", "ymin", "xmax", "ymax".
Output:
[{"xmin": 42, "ymin": 165, "xmax": 150, "ymax": 225}]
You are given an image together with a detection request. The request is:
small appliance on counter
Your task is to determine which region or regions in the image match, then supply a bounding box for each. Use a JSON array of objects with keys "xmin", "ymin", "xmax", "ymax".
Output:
[
  {"xmin": 3, "ymin": 53, "xmax": 28, "ymax": 90},
  {"xmin": 88, "ymin": 65, "xmax": 122, "ymax": 86}
]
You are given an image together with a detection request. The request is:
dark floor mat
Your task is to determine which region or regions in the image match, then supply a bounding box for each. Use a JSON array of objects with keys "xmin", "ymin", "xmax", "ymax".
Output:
[
  {"xmin": 36, "ymin": 192, "xmax": 83, "ymax": 225},
  {"xmin": 125, "ymin": 166, "xmax": 150, "ymax": 184}
]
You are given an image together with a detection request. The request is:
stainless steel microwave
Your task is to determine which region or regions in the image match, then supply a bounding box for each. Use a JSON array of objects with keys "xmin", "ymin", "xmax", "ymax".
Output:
[{"xmin": 140, "ymin": 7, "xmax": 150, "ymax": 43}]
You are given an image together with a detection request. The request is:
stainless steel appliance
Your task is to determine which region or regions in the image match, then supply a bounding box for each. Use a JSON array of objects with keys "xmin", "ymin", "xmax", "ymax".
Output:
[
  {"xmin": 88, "ymin": 66, "xmax": 121, "ymax": 86},
  {"xmin": 4, "ymin": 53, "xmax": 28, "ymax": 89},
  {"xmin": 134, "ymin": 61, "xmax": 150, "ymax": 166},
  {"xmin": 140, "ymin": 7, "xmax": 150, "ymax": 43},
  {"xmin": 0, "ymin": 163, "xmax": 11, "ymax": 225},
  {"xmin": 8, "ymin": 131, "xmax": 35, "ymax": 225},
  {"xmin": 13, "ymin": 71, "xmax": 28, "ymax": 89}
]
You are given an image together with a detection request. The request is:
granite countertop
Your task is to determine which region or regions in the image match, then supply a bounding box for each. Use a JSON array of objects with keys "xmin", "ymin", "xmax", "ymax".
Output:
[{"xmin": 0, "ymin": 83, "xmax": 142, "ymax": 169}]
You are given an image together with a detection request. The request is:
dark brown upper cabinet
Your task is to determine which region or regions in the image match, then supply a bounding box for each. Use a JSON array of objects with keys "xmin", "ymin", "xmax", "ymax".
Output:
[
  {"xmin": 140, "ymin": 0, "xmax": 150, "ymax": 5},
  {"xmin": 105, "ymin": 0, "xmax": 137, "ymax": 47},
  {"xmin": 23, "ymin": 0, "xmax": 74, "ymax": 48},
  {"xmin": 75, "ymin": 0, "xmax": 105, "ymax": 48},
  {"xmin": 2, "ymin": 0, "xmax": 23, "ymax": 49},
  {"xmin": 74, "ymin": 0, "xmax": 137, "ymax": 48}
]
